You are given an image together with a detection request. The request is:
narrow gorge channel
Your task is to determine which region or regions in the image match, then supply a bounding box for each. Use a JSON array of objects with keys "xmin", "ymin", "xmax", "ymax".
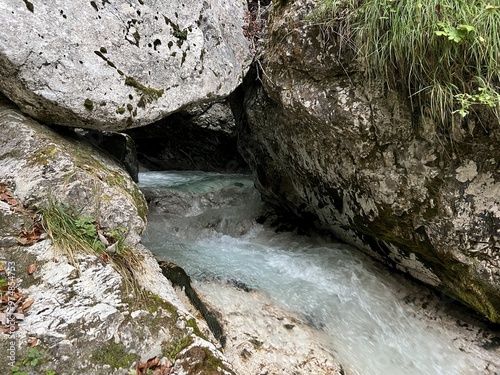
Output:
[{"xmin": 139, "ymin": 171, "xmax": 500, "ymax": 375}]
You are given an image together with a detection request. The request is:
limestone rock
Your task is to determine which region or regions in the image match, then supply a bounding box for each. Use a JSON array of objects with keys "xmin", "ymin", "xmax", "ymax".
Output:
[
  {"xmin": 236, "ymin": 0, "xmax": 500, "ymax": 322},
  {"xmin": 80, "ymin": 129, "xmax": 140, "ymax": 182},
  {"xmin": 0, "ymin": 95, "xmax": 146, "ymax": 246},
  {"xmin": 0, "ymin": 96, "xmax": 234, "ymax": 374},
  {"xmin": 0, "ymin": 0, "xmax": 251, "ymax": 130}
]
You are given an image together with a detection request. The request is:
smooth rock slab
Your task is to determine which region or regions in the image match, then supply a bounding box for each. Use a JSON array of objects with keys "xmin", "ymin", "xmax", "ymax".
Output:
[{"xmin": 0, "ymin": 0, "xmax": 251, "ymax": 130}]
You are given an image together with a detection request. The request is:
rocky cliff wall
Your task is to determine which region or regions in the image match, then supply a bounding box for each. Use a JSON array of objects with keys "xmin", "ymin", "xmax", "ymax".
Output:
[{"xmin": 235, "ymin": 0, "xmax": 500, "ymax": 322}]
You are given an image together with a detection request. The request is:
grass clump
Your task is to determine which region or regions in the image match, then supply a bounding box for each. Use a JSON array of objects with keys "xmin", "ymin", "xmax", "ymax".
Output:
[
  {"xmin": 39, "ymin": 200, "xmax": 145, "ymax": 296},
  {"xmin": 307, "ymin": 0, "xmax": 500, "ymax": 128}
]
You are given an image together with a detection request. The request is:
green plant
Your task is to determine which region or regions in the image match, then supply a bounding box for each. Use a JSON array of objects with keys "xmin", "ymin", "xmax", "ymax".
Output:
[
  {"xmin": 11, "ymin": 347, "xmax": 55, "ymax": 375},
  {"xmin": 39, "ymin": 200, "xmax": 146, "ymax": 296},
  {"xmin": 92, "ymin": 341, "xmax": 139, "ymax": 369},
  {"xmin": 163, "ymin": 336, "xmax": 193, "ymax": 361},
  {"xmin": 39, "ymin": 203, "xmax": 104, "ymax": 265},
  {"xmin": 308, "ymin": 0, "xmax": 500, "ymax": 126}
]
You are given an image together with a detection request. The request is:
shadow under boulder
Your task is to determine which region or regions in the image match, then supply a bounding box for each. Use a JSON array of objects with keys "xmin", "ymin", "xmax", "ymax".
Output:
[{"xmin": 126, "ymin": 101, "xmax": 249, "ymax": 173}]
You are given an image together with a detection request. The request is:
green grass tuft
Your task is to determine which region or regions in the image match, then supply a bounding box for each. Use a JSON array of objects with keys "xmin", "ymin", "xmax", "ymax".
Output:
[
  {"xmin": 39, "ymin": 200, "xmax": 146, "ymax": 297},
  {"xmin": 308, "ymin": 0, "xmax": 500, "ymax": 127}
]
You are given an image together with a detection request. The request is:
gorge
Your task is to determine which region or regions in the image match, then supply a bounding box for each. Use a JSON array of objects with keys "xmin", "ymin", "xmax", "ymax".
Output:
[{"xmin": 1, "ymin": 0, "xmax": 500, "ymax": 374}]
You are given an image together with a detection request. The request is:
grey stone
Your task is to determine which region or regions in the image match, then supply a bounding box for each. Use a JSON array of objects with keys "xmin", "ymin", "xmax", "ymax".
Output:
[
  {"xmin": 0, "ymin": 96, "xmax": 146, "ymax": 246},
  {"xmin": 0, "ymin": 96, "xmax": 234, "ymax": 374},
  {"xmin": 236, "ymin": 0, "xmax": 500, "ymax": 322},
  {"xmin": 0, "ymin": 0, "xmax": 252, "ymax": 130}
]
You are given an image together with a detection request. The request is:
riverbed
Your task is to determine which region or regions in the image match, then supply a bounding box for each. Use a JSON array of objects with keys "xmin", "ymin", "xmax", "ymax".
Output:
[{"xmin": 140, "ymin": 171, "xmax": 500, "ymax": 375}]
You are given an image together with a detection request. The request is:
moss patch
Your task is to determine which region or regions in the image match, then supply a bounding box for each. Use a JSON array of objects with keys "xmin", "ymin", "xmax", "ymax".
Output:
[
  {"xmin": 84, "ymin": 99, "xmax": 94, "ymax": 110},
  {"xmin": 125, "ymin": 76, "xmax": 164, "ymax": 108},
  {"xmin": 27, "ymin": 144, "xmax": 58, "ymax": 167},
  {"xmin": 92, "ymin": 341, "xmax": 139, "ymax": 369},
  {"xmin": 163, "ymin": 335, "xmax": 193, "ymax": 361},
  {"xmin": 23, "ymin": 0, "xmax": 34, "ymax": 12}
]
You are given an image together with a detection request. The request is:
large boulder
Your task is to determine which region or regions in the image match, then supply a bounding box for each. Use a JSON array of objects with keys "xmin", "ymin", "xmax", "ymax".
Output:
[
  {"xmin": 235, "ymin": 0, "xmax": 500, "ymax": 322},
  {"xmin": 0, "ymin": 96, "xmax": 233, "ymax": 374},
  {"xmin": 0, "ymin": 95, "xmax": 147, "ymax": 245},
  {"xmin": 0, "ymin": 0, "xmax": 252, "ymax": 130}
]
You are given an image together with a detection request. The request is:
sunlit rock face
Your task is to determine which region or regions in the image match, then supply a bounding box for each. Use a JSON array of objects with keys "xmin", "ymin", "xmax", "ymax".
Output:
[
  {"xmin": 234, "ymin": 0, "xmax": 500, "ymax": 322},
  {"xmin": 0, "ymin": 0, "xmax": 251, "ymax": 130}
]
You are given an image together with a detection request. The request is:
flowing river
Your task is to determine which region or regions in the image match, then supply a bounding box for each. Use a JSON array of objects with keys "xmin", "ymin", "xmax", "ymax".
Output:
[{"xmin": 139, "ymin": 171, "xmax": 499, "ymax": 375}]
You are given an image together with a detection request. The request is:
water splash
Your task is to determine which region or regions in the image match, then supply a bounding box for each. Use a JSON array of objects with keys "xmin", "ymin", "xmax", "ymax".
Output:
[{"xmin": 140, "ymin": 171, "xmax": 493, "ymax": 375}]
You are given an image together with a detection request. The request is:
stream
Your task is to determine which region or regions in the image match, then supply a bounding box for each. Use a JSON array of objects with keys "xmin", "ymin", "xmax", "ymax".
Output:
[{"xmin": 139, "ymin": 171, "xmax": 499, "ymax": 375}]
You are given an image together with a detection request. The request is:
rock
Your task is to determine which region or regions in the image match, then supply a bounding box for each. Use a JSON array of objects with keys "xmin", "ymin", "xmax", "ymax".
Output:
[
  {"xmin": 0, "ymin": 96, "xmax": 234, "ymax": 374},
  {"xmin": 159, "ymin": 261, "xmax": 225, "ymax": 346},
  {"xmin": 0, "ymin": 0, "xmax": 252, "ymax": 130},
  {"xmin": 0, "ymin": 95, "xmax": 146, "ymax": 246},
  {"xmin": 195, "ymin": 282, "xmax": 345, "ymax": 375},
  {"xmin": 126, "ymin": 100, "xmax": 248, "ymax": 172},
  {"xmin": 80, "ymin": 129, "xmax": 140, "ymax": 182},
  {"xmin": 235, "ymin": 0, "xmax": 500, "ymax": 322}
]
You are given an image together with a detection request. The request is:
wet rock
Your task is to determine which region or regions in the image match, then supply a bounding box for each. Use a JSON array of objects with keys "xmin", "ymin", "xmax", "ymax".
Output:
[
  {"xmin": 159, "ymin": 261, "xmax": 226, "ymax": 346},
  {"xmin": 0, "ymin": 0, "xmax": 251, "ymax": 130},
  {"xmin": 235, "ymin": 0, "xmax": 500, "ymax": 322},
  {"xmin": 195, "ymin": 282, "xmax": 344, "ymax": 375}
]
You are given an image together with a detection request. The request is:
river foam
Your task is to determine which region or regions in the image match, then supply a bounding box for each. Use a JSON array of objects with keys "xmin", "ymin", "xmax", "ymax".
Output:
[{"xmin": 140, "ymin": 171, "xmax": 500, "ymax": 375}]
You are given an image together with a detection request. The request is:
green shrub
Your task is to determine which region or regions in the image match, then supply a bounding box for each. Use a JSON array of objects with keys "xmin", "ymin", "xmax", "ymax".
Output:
[{"xmin": 308, "ymin": 0, "xmax": 500, "ymax": 127}]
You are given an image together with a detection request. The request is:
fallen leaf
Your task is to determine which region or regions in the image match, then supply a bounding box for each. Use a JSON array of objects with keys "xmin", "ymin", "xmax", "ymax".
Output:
[
  {"xmin": 22, "ymin": 299, "xmax": 34, "ymax": 310},
  {"xmin": 17, "ymin": 236, "xmax": 30, "ymax": 245},
  {"xmin": 28, "ymin": 338, "xmax": 38, "ymax": 347},
  {"xmin": 145, "ymin": 356, "xmax": 160, "ymax": 368},
  {"xmin": 27, "ymin": 264, "xmax": 37, "ymax": 275}
]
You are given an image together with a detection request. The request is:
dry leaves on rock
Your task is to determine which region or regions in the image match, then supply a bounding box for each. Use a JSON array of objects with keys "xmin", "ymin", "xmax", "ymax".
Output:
[
  {"xmin": 0, "ymin": 263, "xmax": 34, "ymax": 334},
  {"xmin": 136, "ymin": 356, "xmax": 173, "ymax": 375},
  {"xmin": 0, "ymin": 183, "xmax": 20, "ymax": 211},
  {"xmin": 17, "ymin": 221, "xmax": 45, "ymax": 246},
  {"xmin": 0, "ymin": 183, "xmax": 46, "ymax": 246}
]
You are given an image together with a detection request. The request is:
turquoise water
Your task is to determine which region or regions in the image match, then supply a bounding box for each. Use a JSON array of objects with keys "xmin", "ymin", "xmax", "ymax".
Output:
[{"xmin": 140, "ymin": 171, "xmax": 489, "ymax": 375}]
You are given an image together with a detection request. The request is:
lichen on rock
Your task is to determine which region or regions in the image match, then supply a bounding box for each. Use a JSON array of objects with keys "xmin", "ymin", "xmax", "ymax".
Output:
[
  {"xmin": 0, "ymin": 96, "xmax": 233, "ymax": 374},
  {"xmin": 0, "ymin": 0, "xmax": 252, "ymax": 130}
]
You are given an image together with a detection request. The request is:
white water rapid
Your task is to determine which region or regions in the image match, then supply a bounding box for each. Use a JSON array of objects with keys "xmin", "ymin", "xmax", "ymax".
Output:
[{"xmin": 139, "ymin": 171, "xmax": 499, "ymax": 375}]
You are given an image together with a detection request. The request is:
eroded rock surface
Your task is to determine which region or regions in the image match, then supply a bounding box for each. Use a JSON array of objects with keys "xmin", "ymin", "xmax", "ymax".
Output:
[
  {"xmin": 0, "ymin": 0, "xmax": 251, "ymax": 130},
  {"xmin": 195, "ymin": 282, "xmax": 344, "ymax": 375},
  {"xmin": 0, "ymin": 97, "xmax": 233, "ymax": 374},
  {"xmin": 235, "ymin": 0, "xmax": 500, "ymax": 322}
]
